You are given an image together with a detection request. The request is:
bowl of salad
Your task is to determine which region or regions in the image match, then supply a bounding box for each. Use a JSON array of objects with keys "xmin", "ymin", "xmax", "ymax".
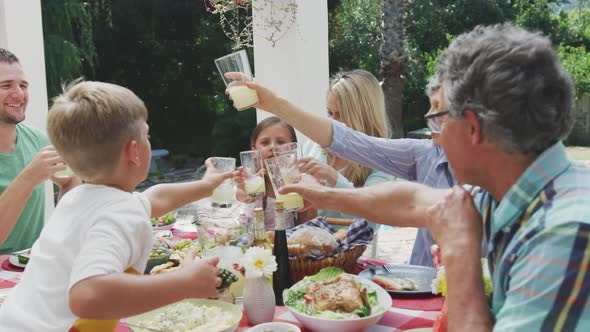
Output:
[
  {"xmin": 283, "ymin": 267, "xmax": 391, "ymax": 332},
  {"xmin": 150, "ymin": 212, "xmax": 177, "ymax": 230}
]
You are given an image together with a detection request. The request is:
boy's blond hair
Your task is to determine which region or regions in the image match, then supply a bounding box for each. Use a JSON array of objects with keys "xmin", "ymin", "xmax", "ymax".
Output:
[{"xmin": 47, "ymin": 80, "xmax": 148, "ymax": 180}]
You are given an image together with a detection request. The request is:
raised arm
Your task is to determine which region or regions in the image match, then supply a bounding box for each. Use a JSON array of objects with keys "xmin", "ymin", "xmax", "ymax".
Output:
[
  {"xmin": 231, "ymin": 79, "xmax": 335, "ymax": 147},
  {"xmin": 280, "ymin": 178, "xmax": 448, "ymax": 228},
  {"xmin": 144, "ymin": 158, "xmax": 234, "ymax": 217},
  {"xmin": 0, "ymin": 146, "xmax": 73, "ymax": 243}
]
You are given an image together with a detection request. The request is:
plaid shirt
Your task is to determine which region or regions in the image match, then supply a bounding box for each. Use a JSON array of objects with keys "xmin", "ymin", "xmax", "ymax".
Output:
[
  {"xmin": 328, "ymin": 121, "xmax": 456, "ymax": 266},
  {"xmin": 467, "ymin": 142, "xmax": 590, "ymax": 331}
]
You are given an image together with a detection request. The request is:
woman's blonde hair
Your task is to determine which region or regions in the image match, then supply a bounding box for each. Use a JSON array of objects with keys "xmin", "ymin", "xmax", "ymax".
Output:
[
  {"xmin": 328, "ymin": 70, "xmax": 391, "ymax": 186},
  {"xmin": 47, "ymin": 80, "xmax": 148, "ymax": 180}
]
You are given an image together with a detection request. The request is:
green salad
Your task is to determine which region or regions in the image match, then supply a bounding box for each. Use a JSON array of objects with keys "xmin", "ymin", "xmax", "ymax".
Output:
[
  {"xmin": 150, "ymin": 212, "xmax": 176, "ymax": 227},
  {"xmin": 283, "ymin": 267, "xmax": 382, "ymax": 319}
]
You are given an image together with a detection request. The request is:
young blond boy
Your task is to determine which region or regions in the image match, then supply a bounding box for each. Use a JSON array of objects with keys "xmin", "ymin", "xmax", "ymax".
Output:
[{"xmin": 0, "ymin": 81, "xmax": 232, "ymax": 331}]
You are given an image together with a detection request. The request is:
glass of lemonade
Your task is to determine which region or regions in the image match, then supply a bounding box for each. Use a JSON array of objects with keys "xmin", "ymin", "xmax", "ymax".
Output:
[
  {"xmin": 214, "ymin": 50, "xmax": 258, "ymax": 111},
  {"xmin": 272, "ymin": 142, "xmax": 301, "ymax": 157},
  {"xmin": 53, "ymin": 164, "xmax": 75, "ymax": 179},
  {"xmin": 239, "ymin": 150, "xmax": 265, "ymax": 198},
  {"xmin": 211, "ymin": 157, "xmax": 236, "ymax": 208},
  {"xmin": 264, "ymin": 153, "xmax": 304, "ymax": 212}
]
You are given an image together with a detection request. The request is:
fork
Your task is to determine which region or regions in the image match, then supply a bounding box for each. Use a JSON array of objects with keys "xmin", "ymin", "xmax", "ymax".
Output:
[{"xmin": 382, "ymin": 263, "xmax": 397, "ymax": 273}]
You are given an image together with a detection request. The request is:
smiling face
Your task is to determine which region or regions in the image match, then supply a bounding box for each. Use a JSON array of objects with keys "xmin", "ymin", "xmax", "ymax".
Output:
[
  {"xmin": 251, "ymin": 122, "xmax": 296, "ymax": 161},
  {"xmin": 0, "ymin": 62, "xmax": 28, "ymax": 126}
]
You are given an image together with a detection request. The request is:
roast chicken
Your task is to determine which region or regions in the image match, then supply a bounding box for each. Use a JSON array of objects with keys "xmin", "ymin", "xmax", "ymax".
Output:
[{"xmin": 306, "ymin": 274, "xmax": 368, "ymax": 313}]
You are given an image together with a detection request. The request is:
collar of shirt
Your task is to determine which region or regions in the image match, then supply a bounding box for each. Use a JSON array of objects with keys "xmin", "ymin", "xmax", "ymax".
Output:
[{"xmin": 488, "ymin": 141, "xmax": 571, "ymax": 242}]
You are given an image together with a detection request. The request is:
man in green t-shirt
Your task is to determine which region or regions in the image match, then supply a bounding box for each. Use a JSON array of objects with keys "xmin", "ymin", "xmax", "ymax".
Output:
[{"xmin": 0, "ymin": 48, "xmax": 80, "ymax": 254}]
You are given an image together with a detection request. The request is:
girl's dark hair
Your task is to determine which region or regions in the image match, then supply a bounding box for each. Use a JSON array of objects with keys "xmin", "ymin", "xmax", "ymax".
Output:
[{"xmin": 249, "ymin": 116, "xmax": 297, "ymax": 147}]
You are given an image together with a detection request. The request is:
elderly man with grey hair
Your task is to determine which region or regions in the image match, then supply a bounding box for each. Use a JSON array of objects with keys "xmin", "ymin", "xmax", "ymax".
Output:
[{"xmin": 238, "ymin": 23, "xmax": 589, "ymax": 330}]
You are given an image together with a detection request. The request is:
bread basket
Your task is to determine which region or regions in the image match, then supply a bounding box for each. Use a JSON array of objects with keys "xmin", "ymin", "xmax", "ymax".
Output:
[{"xmin": 287, "ymin": 217, "xmax": 366, "ymax": 282}]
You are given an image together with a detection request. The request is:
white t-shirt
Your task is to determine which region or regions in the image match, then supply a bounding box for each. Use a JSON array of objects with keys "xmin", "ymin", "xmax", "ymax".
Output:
[{"xmin": 0, "ymin": 184, "xmax": 152, "ymax": 332}]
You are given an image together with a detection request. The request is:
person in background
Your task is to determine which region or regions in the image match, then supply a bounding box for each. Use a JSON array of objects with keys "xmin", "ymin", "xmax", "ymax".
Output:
[
  {"xmin": 247, "ymin": 23, "xmax": 590, "ymax": 330},
  {"xmin": 299, "ymin": 70, "xmax": 394, "ymax": 230},
  {"xmin": 235, "ymin": 116, "xmax": 316, "ymax": 230},
  {"xmin": 0, "ymin": 48, "xmax": 80, "ymax": 254},
  {"xmin": 0, "ymin": 80, "xmax": 233, "ymax": 332}
]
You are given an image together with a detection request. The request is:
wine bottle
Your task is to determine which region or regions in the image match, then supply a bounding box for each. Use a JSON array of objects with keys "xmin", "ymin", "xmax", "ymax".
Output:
[
  {"xmin": 272, "ymin": 200, "xmax": 292, "ymax": 305},
  {"xmin": 252, "ymin": 207, "xmax": 271, "ymax": 249}
]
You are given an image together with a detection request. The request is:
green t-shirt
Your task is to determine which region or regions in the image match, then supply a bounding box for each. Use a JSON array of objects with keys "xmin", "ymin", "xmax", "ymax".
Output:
[{"xmin": 0, "ymin": 123, "xmax": 50, "ymax": 254}]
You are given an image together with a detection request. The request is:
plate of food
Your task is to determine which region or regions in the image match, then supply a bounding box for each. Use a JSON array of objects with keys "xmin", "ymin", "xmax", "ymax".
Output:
[
  {"xmin": 358, "ymin": 264, "xmax": 436, "ymax": 298},
  {"xmin": 150, "ymin": 212, "xmax": 177, "ymax": 230},
  {"xmin": 8, "ymin": 248, "xmax": 31, "ymax": 268},
  {"xmin": 283, "ymin": 267, "xmax": 391, "ymax": 332},
  {"xmin": 126, "ymin": 298, "xmax": 242, "ymax": 332}
]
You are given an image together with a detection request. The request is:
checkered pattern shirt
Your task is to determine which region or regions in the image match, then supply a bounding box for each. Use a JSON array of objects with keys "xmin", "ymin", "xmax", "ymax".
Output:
[
  {"xmin": 328, "ymin": 121, "xmax": 456, "ymax": 267},
  {"xmin": 467, "ymin": 142, "xmax": 590, "ymax": 331}
]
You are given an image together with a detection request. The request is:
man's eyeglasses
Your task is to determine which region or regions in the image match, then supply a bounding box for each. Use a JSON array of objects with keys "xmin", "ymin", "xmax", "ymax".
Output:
[{"xmin": 424, "ymin": 110, "xmax": 449, "ymax": 134}]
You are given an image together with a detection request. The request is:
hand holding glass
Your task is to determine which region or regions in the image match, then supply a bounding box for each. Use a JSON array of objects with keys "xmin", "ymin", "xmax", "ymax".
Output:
[
  {"xmin": 210, "ymin": 157, "xmax": 236, "ymax": 208},
  {"xmin": 264, "ymin": 154, "xmax": 304, "ymax": 211},
  {"xmin": 215, "ymin": 50, "xmax": 258, "ymax": 111},
  {"xmin": 239, "ymin": 150, "xmax": 265, "ymax": 198}
]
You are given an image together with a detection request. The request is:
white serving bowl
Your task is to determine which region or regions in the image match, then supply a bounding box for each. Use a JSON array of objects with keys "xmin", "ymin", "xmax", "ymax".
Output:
[
  {"xmin": 126, "ymin": 298, "xmax": 242, "ymax": 332},
  {"xmin": 249, "ymin": 322, "xmax": 302, "ymax": 332},
  {"xmin": 284, "ymin": 275, "xmax": 391, "ymax": 332}
]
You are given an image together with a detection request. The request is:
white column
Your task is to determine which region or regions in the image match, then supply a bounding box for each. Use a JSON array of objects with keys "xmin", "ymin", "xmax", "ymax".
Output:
[
  {"xmin": 0, "ymin": 0, "xmax": 54, "ymax": 219},
  {"xmin": 252, "ymin": 0, "xmax": 329, "ymax": 145}
]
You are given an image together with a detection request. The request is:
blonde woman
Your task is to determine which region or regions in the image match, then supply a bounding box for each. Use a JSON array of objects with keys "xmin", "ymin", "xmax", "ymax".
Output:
[{"xmin": 300, "ymin": 70, "xmax": 394, "ymax": 227}]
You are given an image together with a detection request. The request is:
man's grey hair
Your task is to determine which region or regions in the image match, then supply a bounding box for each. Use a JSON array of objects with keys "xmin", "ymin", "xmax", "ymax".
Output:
[
  {"xmin": 0, "ymin": 48, "xmax": 19, "ymax": 64},
  {"xmin": 437, "ymin": 23, "xmax": 574, "ymax": 154},
  {"xmin": 425, "ymin": 75, "xmax": 441, "ymax": 98}
]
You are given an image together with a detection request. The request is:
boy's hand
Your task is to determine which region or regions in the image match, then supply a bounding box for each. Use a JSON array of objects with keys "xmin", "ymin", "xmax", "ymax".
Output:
[
  {"xmin": 178, "ymin": 249, "xmax": 221, "ymax": 299},
  {"xmin": 202, "ymin": 157, "xmax": 236, "ymax": 192}
]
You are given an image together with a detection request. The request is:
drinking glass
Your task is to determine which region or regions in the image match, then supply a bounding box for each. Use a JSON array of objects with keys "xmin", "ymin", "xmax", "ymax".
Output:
[
  {"xmin": 53, "ymin": 164, "xmax": 75, "ymax": 179},
  {"xmin": 215, "ymin": 50, "xmax": 258, "ymax": 111},
  {"xmin": 264, "ymin": 154, "xmax": 304, "ymax": 212},
  {"xmin": 272, "ymin": 142, "xmax": 301, "ymax": 157},
  {"xmin": 210, "ymin": 157, "xmax": 236, "ymax": 208},
  {"xmin": 239, "ymin": 150, "xmax": 265, "ymax": 198}
]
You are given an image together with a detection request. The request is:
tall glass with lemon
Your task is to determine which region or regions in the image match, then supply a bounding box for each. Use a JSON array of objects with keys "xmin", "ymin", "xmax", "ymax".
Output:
[
  {"xmin": 264, "ymin": 153, "xmax": 305, "ymax": 212},
  {"xmin": 215, "ymin": 50, "xmax": 258, "ymax": 111},
  {"xmin": 239, "ymin": 150, "xmax": 265, "ymax": 198}
]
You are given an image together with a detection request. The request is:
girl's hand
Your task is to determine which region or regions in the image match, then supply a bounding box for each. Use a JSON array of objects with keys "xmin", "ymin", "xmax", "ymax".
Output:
[
  {"xmin": 234, "ymin": 167, "xmax": 258, "ymax": 204},
  {"xmin": 297, "ymin": 157, "xmax": 339, "ymax": 187}
]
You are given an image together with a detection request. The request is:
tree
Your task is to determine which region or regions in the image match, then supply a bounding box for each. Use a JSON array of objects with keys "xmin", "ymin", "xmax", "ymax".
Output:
[{"xmin": 380, "ymin": 0, "xmax": 405, "ymax": 138}]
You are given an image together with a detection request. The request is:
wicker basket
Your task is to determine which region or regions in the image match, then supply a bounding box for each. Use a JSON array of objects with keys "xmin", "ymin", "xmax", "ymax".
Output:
[
  {"xmin": 287, "ymin": 243, "xmax": 366, "ymax": 283},
  {"xmin": 283, "ymin": 216, "xmax": 367, "ymax": 282}
]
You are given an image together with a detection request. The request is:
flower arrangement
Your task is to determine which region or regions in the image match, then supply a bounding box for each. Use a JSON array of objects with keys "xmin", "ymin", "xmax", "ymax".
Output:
[
  {"xmin": 431, "ymin": 259, "xmax": 493, "ymax": 297},
  {"xmin": 242, "ymin": 246, "xmax": 277, "ymax": 279},
  {"xmin": 203, "ymin": 0, "xmax": 298, "ymax": 49}
]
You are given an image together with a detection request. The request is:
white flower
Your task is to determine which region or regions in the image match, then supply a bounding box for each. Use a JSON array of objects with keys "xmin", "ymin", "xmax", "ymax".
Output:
[{"xmin": 242, "ymin": 246, "xmax": 277, "ymax": 279}]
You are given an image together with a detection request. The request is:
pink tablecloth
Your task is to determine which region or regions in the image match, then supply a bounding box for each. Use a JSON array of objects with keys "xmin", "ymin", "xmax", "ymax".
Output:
[{"xmin": 0, "ymin": 247, "xmax": 441, "ymax": 331}]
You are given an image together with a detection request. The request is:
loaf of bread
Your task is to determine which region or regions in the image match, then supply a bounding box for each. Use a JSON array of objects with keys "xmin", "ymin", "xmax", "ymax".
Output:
[{"xmin": 287, "ymin": 227, "xmax": 338, "ymax": 256}]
